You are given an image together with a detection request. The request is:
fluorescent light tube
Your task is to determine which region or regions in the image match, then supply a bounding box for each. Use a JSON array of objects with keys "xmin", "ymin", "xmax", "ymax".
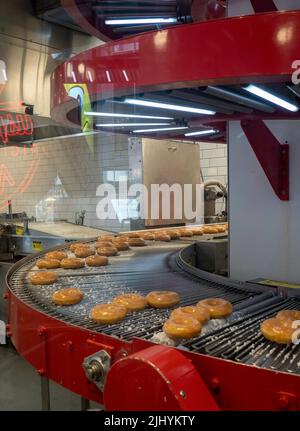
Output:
[
  {"xmin": 97, "ymin": 123, "xmax": 170, "ymax": 127},
  {"xmin": 125, "ymin": 98, "xmax": 216, "ymax": 115},
  {"xmin": 105, "ymin": 18, "xmax": 177, "ymax": 25},
  {"xmin": 71, "ymin": 71, "xmax": 77, "ymax": 83},
  {"xmin": 2, "ymin": 68, "xmax": 7, "ymax": 81},
  {"xmin": 185, "ymin": 129, "xmax": 217, "ymax": 137},
  {"xmin": 133, "ymin": 126, "xmax": 188, "ymax": 133},
  {"xmin": 84, "ymin": 111, "xmax": 173, "ymax": 120},
  {"xmin": 122, "ymin": 70, "xmax": 129, "ymax": 82},
  {"xmin": 244, "ymin": 85, "xmax": 299, "ymax": 112}
]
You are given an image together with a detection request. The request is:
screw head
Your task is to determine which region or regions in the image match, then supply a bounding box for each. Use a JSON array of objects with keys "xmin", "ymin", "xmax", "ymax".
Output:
[
  {"xmin": 66, "ymin": 340, "xmax": 74, "ymax": 351},
  {"xmin": 278, "ymin": 395, "xmax": 289, "ymax": 410},
  {"xmin": 179, "ymin": 390, "xmax": 186, "ymax": 399},
  {"xmin": 210, "ymin": 377, "xmax": 220, "ymax": 391},
  {"xmin": 38, "ymin": 326, "xmax": 46, "ymax": 336}
]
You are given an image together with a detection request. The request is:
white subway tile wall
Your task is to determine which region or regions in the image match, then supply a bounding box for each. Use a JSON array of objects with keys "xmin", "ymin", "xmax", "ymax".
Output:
[
  {"xmin": 0, "ymin": 132, "xmax": 130, "ymax": 233},
  {"xmin": 1, "ymin": 138, "xmax": 228, "ymax": 231},
  {"xmin": 199, "ymin": 142, "xmax": 228, "ymax": 215}
]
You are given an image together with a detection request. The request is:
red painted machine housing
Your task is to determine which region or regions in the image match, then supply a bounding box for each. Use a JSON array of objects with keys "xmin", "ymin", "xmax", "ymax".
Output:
[
  {"xmin": 52, "ymin": 11, "xmax": 300, "ymax": 115},
  {"xmin": 6, "ymin": 285, "xmax": 300, "ymax": 410}
]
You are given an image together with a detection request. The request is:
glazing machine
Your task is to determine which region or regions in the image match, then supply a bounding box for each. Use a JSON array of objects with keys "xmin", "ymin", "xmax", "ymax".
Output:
[{"xmin": 5, "ymin": 232, "xmax": 300, "ymax": 411}]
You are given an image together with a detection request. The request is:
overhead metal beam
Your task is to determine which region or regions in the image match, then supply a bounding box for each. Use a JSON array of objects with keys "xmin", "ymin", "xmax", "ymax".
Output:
[
  {"xmin": 170, "ymin": 90, "xmax": 252, "ymax": 114},
  {"xmin": 241, "ymin": 120, "xmax": 289, "ymax": 201},
  {"xmin": 250, "ymin": 0, "xmax": 277, "ymax": 13},
  {"xmin": 204, "ymin": 86, "xmax": 275, "ymax": 113}
]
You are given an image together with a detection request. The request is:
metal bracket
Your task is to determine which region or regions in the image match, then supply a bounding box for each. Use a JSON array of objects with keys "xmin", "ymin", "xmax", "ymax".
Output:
[
  {"xmin": 82, "ymin": 350, "xmax": 111, "ymax": 392},
  {"xmin": 241, "ymin": 120, "xmax": 289, "ymax": 201},
  {"xmin": 250, "ymin": 0, "xmax": 277, "ymax": 13},
  {"xmin": 276, "ymin": 391, "xmax": 298, "ymax": 411}
]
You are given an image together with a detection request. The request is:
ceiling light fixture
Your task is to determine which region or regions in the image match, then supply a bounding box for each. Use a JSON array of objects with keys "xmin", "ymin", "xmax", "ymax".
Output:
[
  {"xmin": 184, "ymin": 129, "xmax": 217, "ymax": 137},
  {"xmin": 122, "ymin": 70, "xmax": 129, "ymax": 82},
  {"xmin": 125, "ymin": 98, "xmax": 216, "ymax": 115},
  {"xmin": 244, "ymin": 85, "xmax": 299, "ymax": 112},
  {"xmin": 97, "ymin": 123, "xmax": 171, "ymax": 127},
  {"xmin": 84, "ymin": 111, "xmax": 173, "ymax": 120},
  {"xmin": 71, "ymin": 71, "xmax": 77, "ymax": 83},
  {"xmin": 105, "ymin": 18, "xmax": 177, "ymax": 25},
  {"xmin": 133, "ymin": 126, "xmax": 188, "ymax": 133}
]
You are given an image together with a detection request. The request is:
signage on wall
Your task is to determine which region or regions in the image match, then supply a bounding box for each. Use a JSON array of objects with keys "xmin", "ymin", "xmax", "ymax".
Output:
[
  {"xmin": 0, "ymin": 112, "xmax": 34, "ymax": 145},
  {"xmin": 0, "ymin": 59, "xmax": 34, "ymax": 145}
]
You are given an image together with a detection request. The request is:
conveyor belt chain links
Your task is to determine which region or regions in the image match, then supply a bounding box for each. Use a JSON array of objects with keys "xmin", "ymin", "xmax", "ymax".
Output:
[{"xmin": 82, "ymin": 350, "xmax": 111, "ymax": 391}]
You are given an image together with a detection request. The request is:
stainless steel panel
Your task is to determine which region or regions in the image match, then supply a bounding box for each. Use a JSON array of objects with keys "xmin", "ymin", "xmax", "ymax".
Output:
[
  {"xmin": 195, "ymin": 239, "xmax": 228, "ymax": 274},
  {"xmin": 143, "ymin": 138, "xmax": 201, "ymax": 226}
]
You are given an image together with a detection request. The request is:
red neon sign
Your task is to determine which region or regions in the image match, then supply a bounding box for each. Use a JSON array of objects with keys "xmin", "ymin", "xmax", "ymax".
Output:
[{"xmin": 0, "ymin": 112, "xmax": 33, "ymax": 144}]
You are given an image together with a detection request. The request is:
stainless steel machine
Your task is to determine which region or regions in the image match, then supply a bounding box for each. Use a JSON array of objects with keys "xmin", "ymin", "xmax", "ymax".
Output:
[
  {"xmin": 0, "ymin": 201, "xmax": 108, "ymax": 260},
  {"xmin": 204, "ymin": 180, "xmax": 227, "ymax": 224},
  {"xmin": 129, "ymin": 137, "xmax": 202, "ymax": 230}
]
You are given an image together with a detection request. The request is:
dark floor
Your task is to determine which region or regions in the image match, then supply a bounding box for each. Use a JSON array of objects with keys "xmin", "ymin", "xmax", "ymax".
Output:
[{"xmin": 0, "ymin": 263, "xmax": 100, "ymax": 411}]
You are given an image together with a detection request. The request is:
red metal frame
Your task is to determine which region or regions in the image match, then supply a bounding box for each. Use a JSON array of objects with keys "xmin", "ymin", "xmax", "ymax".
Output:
[
  {"xmin": 51, "ymin": 11, "xmax": 300, "ymax": 114},
  {"xmin": 51, "ymin": 10, "xmax": 300, "ymax": 146},
  {"xmin": 104, "ymin": 345, "xmax": 220, "ymax": 411},
  {"xmin": 241, "ymin": 120, "xmax": 289, "ymax": 201},
  {"xmin": 6, "ymin": 288, "xmax": 300, "ymax": 410}
]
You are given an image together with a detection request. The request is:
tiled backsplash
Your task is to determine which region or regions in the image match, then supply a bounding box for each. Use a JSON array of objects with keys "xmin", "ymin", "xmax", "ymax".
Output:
[
  {"xmin": 1, "ymin": 137, "xmax": 228, "ymax": 232},
  {"xmin": 199, "ymin": 142, "xmax": 228, "ymax": 215}
]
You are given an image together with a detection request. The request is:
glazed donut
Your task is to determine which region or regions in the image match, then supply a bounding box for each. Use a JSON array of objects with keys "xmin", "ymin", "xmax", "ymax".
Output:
[
  {"xmin": 146, "ymin": 291, "xmax": 180, "ymax": 309},
  {"xmin": 98, "ymin": 235, "xmax": 117, "ymax": 242},
  {"xmin": 170, "ymin": 305, "xmax": 210, "ymax": 324},
  {"xmin": 167, "ymin": 231, "xmax": 181, "ymax": 240},
  {"xmin": 95, "ymin": 241, "xmax": 112, "ymax": 248},
  {"xmin": 128, "ymin": 238, "xmax": 146, "ymax": 247},
  {"xmin": 118, "ymin": 235, "xmax": 129, "ymax": 241},
  {"xmin": 163, "ymin": 316, "xmax": 201, "ymax": 339},
  {"xmin": 97, "ymin": 246, "xmax": 118, "ymax": 256},
  {"xmin": 36, "ymin": 259, "xmax": 61, "ymax": 269},
  {"xmin": 197, "ymin": 298, "xmax": 233, "ymax": 318},
  {"xmin": 179, "ymin": 229, "xmax": 193, "ymax": 237},
  {"xmin": 191, "ymin": 227, "xmax": 203, "ymax": 236},
  {"xmin": 276, "ymin": 309, "xmax": 300, "ymax": 323},
  {"xmin": 60, "ymin": 258, "xmax": 85, "ymax": 269},
  {"xmin": 74, "ymin": 246, "xmax": 95, "ymax": 258},
  {"xmin": 52, "ymin": 288, "xmax": 83, "ymax": 305},
  {"xmin": 113, "ymin": 241, "xmax": 130, "ymax": 251},
  {"xmin": 113, "ymin": 293, "xmax": 147, "ymax": 311},
  {"xmin": 112, "ymin": 237, "xmax": 129, "ymax": 244},
  {"xmin": 260, "ymin": 318, "xmax": 295, "ymax": 344},
  {"xmin": 86, "ymin": 255, "xmax": 109, "ymax": 267},
  {"xmin": 30, "ymin": 271, "xmax": 58, "ymax": 285},
  {"xmin": 140, "ymin": 233, "xmax": 155, "ymax": 241},
  {"xmin": 203, "ymin": 226, "xmax": 218, "ymax": 234},
  {"xmin": 45, "ymin": 251, "xmax": 68, "ymax": 261},
  {"xmin": 90, "ymin": 304, "xmax": 127, "ymax": 324},
  {"xmin": 155, "ymin": 233, "xmax": 171, "ymax": 242},
  {"xmin": 126, "ymin": 232, "xmax": 141, "ymax": 238},
  {"xmin": 215, "ymin": 225, "xmax": 226, "ymax": 233},
  {"xmin": 69, "ymin": 243, "xmax": 86, "ymax": 252}
]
